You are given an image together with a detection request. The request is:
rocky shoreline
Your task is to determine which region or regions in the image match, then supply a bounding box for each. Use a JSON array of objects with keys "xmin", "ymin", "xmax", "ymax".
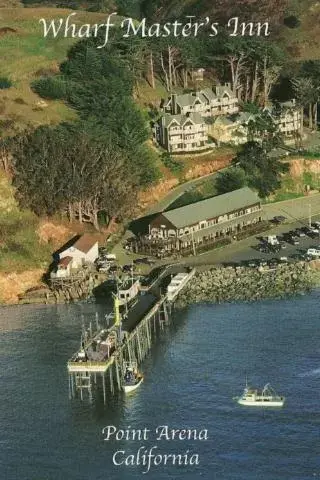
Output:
[{"xmin": 175, "ymin": 261, "xmax": 320, "ymax": 307}]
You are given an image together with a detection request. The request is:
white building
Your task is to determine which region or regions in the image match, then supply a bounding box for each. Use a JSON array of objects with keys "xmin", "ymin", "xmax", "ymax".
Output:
[
  {"xmin": 58, "ymin": 234, "xmax": 99, "ymax": 267},
  {"xmin": 154, "ymin": 112, "xmax": 209, "ymax": 153},
  {"xmin": 163, "ymin": 84, "xmax": 239, "ymax": 118},
  {"xmin": 263, "ymin": 100, "xmax": 303, "ymax": 137}
]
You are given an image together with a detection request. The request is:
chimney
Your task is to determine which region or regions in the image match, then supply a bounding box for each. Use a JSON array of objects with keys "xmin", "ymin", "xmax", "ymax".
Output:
[{"xmin": 171, "ymin": 93, "xmax": 177, "ymax": 114}]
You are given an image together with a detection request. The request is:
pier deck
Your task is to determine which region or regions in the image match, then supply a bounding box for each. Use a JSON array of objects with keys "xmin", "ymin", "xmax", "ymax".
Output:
[{"xmin": 67, "ymin": 267, "xmax": 196, "ymax": 401}]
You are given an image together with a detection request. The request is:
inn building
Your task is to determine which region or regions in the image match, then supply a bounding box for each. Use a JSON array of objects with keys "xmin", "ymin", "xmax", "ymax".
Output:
[
  {"xmin": 163, "ymin": 84, "xmax": 239, "ymax": 117},
  {"xmin": 263, "ymin": 100, "xmax": 303, "ymax": 138},
  {"xmin": 145, "ymin": 187, "xmax": 262, "ymax": 252},
  {"xmin": 155, "ymin": 112, "xmax": 209, "ymax": 153}
]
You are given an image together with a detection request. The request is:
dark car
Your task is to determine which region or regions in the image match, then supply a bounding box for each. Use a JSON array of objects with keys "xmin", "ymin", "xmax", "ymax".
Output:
[
  {"xmin": 271, "ymin": 215, "xmax": 286, "ymax": 224},
  {"xmin": 268, "ymin": 258, "xmax": 279, "ymax": 267},
  {"xmin": 133, "ymin": 258, "xmax": 145, "ymax": 264},
  {"xmin": 247, "ymin": 259, "xmax": 259, "ymax": 268},
  {"xmin": 122, "ymin": 264, "xmax": 134, "ymax": 272},
  {"xmin": 290, "ymin": 237, "xmax": 300, "ymax": 245}
]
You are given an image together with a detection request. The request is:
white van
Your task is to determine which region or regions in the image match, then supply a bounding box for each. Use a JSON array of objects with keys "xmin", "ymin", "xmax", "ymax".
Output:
[
  {"xmin": 267, "ymin": 235, "xmax": 279, "ymax": 246},
  {"xmin": 307, "ymin": 248, "xmax": 320, "ymax": 257},
  {"xmin": 106, "ymin": 253, "xmax": 117, "ymax": 261}
]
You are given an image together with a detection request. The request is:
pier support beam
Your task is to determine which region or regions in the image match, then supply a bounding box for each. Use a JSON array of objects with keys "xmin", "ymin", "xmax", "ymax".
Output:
[{"xmin": 102, "ymin": 373, "xmax": 106, "ymax": 405}]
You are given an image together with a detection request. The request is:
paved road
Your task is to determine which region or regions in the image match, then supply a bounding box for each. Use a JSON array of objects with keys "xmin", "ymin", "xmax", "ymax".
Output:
[
  {"xmin": 263, "ymin": 194, "xmax": 320, "ymax": 222},
  {"xmin": 146, "ymin": 168, "xmax": 228, "ymax": 215}
]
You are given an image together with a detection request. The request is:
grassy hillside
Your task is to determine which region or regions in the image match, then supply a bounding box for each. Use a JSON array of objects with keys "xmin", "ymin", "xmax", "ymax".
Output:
[
  {"xmin": 0, "ymin": 170, "xmax": 52, "ymax": 272},
  {"xmin": 0, "ymin": 8, "xmax": 107, "ymax": 133}
]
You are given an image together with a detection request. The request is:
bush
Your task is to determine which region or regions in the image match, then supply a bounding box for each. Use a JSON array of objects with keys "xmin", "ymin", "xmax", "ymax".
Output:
[
  {"xmin": 14, "ymin": 98, "xmax": 26, "ymax": 105},
  {"xmin": 283, "ymin": 15, "xmax": 301, "ymax": 28},
  {"xmin": 32, "ymin": 76, "xmax": 67, "ymax": 100},
  {"xmin": 0, "ymin": 77, "xmax": 12, "ymax": 89},
  {"xmin": 161, "ymin": 152, "xmax": 183, "ymax": 174}
]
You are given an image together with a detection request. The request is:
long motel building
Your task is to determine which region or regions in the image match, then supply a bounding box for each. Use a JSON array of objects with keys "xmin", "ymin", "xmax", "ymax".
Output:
[{"xmin": 147, "ymin": 187, "xmax": 263, "ymax": 251}]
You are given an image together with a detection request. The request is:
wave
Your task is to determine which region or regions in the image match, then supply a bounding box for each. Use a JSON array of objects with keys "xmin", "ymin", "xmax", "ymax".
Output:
[{"xmin": 298, "ymin": 368, "xmax": 320, "ymax": 377}]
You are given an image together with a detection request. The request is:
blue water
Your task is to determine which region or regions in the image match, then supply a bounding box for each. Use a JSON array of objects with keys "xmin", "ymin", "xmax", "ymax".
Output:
[{"xmin": 0, "ymin": 293, "xmax": 320, "ymax": 480}]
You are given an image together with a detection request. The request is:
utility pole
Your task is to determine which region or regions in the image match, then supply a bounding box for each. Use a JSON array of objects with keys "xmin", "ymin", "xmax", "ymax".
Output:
[
  {"xmin": 191, "ymin": 230, "xmax": 196, "ymax": 256},
  {"xmin": 309, "ymin": 203, "xmax": 312, "ymax": 228}
]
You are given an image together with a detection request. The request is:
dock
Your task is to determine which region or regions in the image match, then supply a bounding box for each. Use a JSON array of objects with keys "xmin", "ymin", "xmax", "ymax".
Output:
[{"xmin": 67, "ymin": 266, "xmax": 196, "ymax": 402}]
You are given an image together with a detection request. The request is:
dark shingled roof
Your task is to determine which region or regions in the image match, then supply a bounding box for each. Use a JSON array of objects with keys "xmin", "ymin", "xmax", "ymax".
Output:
[{"xmin": 162, "ymin": 187, "xmax": 260, "ymax": 229}]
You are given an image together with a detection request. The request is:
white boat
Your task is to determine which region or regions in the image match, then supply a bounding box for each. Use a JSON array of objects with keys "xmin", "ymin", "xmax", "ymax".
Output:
[
  {"xmin": 118, "ymin": 278, "xmax": 140, "ymax": 306},
  {"xmin": 122, "ymin": 362, "xmax": 143, "ymax": 393},
  {"xmin": 236, "ymin": 382, "xmax": 285, "ymax": 407},
  {"xmin": 167, "ymin": 273, "xmax": 189, "ymax": 301}
]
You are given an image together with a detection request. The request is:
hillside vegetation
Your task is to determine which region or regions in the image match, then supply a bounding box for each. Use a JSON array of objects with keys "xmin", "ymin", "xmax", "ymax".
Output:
[
  {"xmin": 0, "ymin": 170, "xmax": 52, "ymax": 272},
  {"xmin": 0, "ymin": 8, "xmax": 107, "ymax": 133}
]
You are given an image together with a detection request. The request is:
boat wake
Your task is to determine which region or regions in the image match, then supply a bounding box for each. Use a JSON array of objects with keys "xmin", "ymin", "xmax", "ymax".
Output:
[{"xmin": 298, "ymin": 368, "xmax": 320, "ymax": 377}]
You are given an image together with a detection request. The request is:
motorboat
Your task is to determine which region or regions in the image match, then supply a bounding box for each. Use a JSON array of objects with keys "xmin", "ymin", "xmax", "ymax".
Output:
[
  {"xmin": 236, "ymin": 382, "xmax": 285, "ymax": 407},
  {"xmin": 123, "ymin": 362, "xmax": 143, "ymax": 393}
]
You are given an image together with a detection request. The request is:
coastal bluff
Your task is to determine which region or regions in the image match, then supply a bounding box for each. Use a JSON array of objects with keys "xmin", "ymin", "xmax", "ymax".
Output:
[{"xmin": 175, "ymin": 261, "xmax": 320, "ymax": 307}]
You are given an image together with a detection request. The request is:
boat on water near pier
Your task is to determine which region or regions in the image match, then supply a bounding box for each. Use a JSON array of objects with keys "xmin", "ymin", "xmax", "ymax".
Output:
[
  {"xmin": 123, "ymin": 362, "xmax": 143, "ymax": 393},
  {"xmin": 236, "ymin": 382, "xmax": 285, "ymax": 407},
  {"xmin": 118, "ymin": 277, "xmax": 140, "ymax": 309},
  {"xmin": 167, "ymin": 272, "xmax": 190, "ymax": 301}
]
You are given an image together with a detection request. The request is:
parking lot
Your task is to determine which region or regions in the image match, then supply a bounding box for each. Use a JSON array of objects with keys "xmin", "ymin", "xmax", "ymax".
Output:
[{"xmin": 177, "ymin": 214, "xmax": 320, "ymax": 269}]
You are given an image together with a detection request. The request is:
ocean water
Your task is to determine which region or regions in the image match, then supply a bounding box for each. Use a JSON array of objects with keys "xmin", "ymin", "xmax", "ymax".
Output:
[{"xmin": 0, "ymin": 293, "xmax": 320, "ymax": 480}]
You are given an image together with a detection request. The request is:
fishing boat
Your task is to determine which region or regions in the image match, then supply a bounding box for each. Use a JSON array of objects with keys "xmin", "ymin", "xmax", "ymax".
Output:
[
  {"xmin": 123, "ymin": 362, "xmax": 144, "ymax": 393},
  {"xmin": 236, "ymin": 381, "xmax": 285, "ymax": 407}
]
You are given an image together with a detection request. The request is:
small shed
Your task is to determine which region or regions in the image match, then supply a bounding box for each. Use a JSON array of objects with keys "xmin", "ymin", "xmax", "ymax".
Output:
[
  {"xmin": 58, "ymin": 234, "xmax": 99, "ymax": 268},
  {"xmin": 54, "ymin": 256, "xmax": 74, "ymax": 278}
]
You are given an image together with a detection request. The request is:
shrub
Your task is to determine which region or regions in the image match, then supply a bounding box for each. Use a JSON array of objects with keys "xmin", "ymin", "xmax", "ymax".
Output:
[
  {"xmin": 14, "ymin": 98, "xmax": 26, "ymax": 105},
  {"xmin": 161, "ymin": 152, "xmax": 183, "ymax": 174},
  {"xmin": 283, "ymin": 15, "xmax": 301, "ymax": 28},
  {"xmin": 0, "ymin": 77, "xmax": 12, "ymax": 89},
  {"xmin": 32, "ymin": 76, "xmax": 67, "ymax": 100}
]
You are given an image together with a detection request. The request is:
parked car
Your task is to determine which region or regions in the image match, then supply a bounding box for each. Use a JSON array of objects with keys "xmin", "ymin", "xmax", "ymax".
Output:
[
  {"xmin": 247, "ymin": 259, "xmax": 259, "ymax": 268},
  {"xmin": 271, "ymin": 215, "xmax": 286, "ymax": 224},
  {"xmin": 258, "ymin": 260, "xmax": 268, "ymax": 267},
  {"xmin": 307, "ymin": 229, "xmax": 318, "ymax": 238},
  {"xmin": 279, "ymin": 256, "xmax": 288, "ymax": 263},
  {"xmin": 133, "ymin": 258, "xmax": 145, "ymax": 264},
  {"xmin": 307, "ymin": 248, "xmax": 320, "ymax": 257},
  {"xmin": 268, "ymin": 258, "xmax": 279, "ymax": 268},
  {"xmin": 122, "ymin": 264, "xmax": 134, "ymax": 272},
  {"xmin": 288, "ymin": 236, "xmax": 299, "ymax": 245},
  {"xmin": 98, "ymin": 265, "xmax": 110, "ymax": 273},
  {"xmin": 295, "ymin": 229, "xmax": 306, "ymax": 237},
  {"xmin": 109, "ymin": 265, "xmax": 118, "ymax": 273}
]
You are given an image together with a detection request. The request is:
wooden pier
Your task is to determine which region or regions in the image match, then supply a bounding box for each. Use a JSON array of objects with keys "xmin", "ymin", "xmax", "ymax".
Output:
[{"xmin": 67, "ymin": 267, "xmax": 196, "ymax": 403}]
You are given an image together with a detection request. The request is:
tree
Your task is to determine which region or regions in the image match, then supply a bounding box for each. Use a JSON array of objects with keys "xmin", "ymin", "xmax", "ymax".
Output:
[
  {"xmin": 247, "ymin": 110, "xmax": 284, "ymax": 151},
  {"xmin": 10, "ymin": 124, "xmax": 140, "ymax": 230},
  {"xmin": 215, "ymin": 168, "xmax": 246, "ymax": 195},
  {"xmin": 233, "ymin": 141, "xmax": 289, "ymax": 198},
  {"xmin": 291, "ymin": 76, "xmax": 317, "ymax": 130}
]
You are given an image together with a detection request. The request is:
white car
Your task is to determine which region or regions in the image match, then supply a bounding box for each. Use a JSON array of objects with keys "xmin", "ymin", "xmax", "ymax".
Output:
[{"xmin": 307, "ymin": 248, "xmax": 320, "ymax": 257}]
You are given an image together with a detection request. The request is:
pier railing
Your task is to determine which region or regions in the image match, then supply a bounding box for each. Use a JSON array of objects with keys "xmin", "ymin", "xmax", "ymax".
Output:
[{"xmin": 67, "ymin": 268, "xmax": 196, "ymax": 402}]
